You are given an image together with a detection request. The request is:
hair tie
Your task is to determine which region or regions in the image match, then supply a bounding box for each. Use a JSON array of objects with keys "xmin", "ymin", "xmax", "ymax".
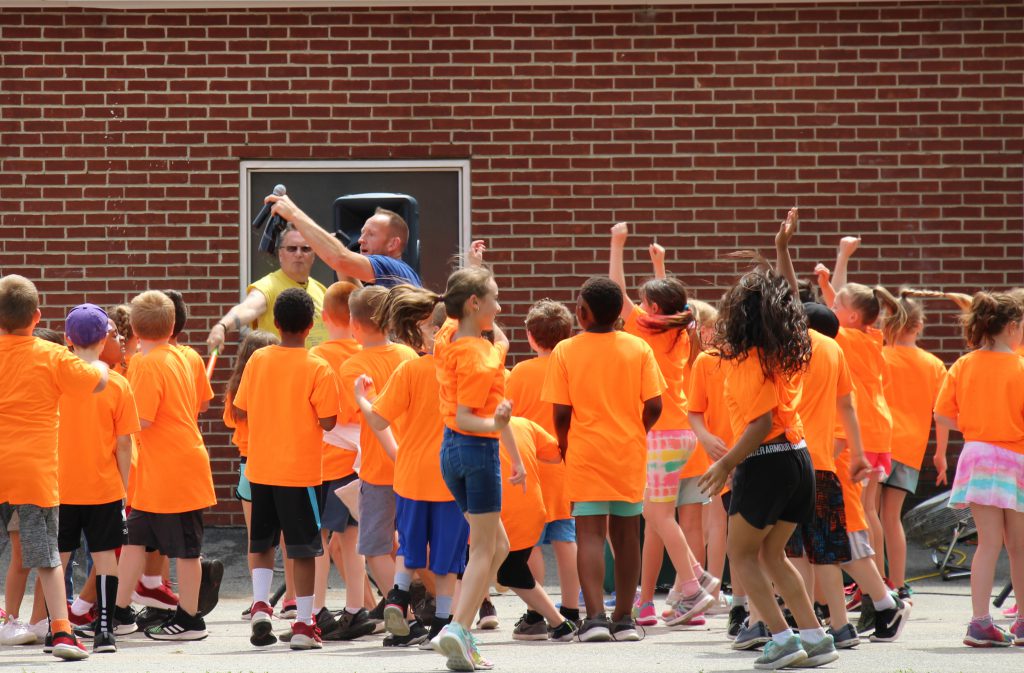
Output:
[{"xmin": 684, "ymin": 303, "xmax": 690, "ymax": 311}]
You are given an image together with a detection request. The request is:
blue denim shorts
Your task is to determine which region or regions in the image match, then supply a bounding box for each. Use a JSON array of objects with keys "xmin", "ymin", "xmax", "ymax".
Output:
[{"xmin": 440, "ymin": 427, "xmax": 502, "ymax": 514}]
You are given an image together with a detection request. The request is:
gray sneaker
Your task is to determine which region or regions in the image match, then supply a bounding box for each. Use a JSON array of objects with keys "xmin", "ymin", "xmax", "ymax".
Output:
[
  {"xmin": 827, "ymin": 622, "xmax": 860, "ymax": 649},
  {"xmin": 754, "ymin": 635, "xmax": 809, "ymax": 670},
  {"xmin": 512, "ymin": 614, "xmax": 549, "ymax": 641},
  {"xmin": 732, "ymin": 620, "xmax": 771, "ymax": 651},
  {"xmin": 664, "ymin": 588, "xmax": 714, "ymax": 627},
  {"xmin": 793, "ymin": 635, "xmax": 840, "ymax": 667}
]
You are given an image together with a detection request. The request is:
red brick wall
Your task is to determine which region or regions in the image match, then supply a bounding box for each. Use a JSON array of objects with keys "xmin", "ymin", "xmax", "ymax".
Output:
[{"xmin": 2, "ymin": 3, "xmax": 1021, "ymax": 521}]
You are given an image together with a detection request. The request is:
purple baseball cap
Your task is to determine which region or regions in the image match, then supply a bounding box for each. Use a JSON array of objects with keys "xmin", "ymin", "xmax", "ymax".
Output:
[{"xmin": 66, "ymin": 303, "xmax": 109, "ymax": 346}]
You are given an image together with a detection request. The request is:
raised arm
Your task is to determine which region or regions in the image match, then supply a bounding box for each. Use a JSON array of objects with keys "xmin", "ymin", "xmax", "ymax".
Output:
[
  {"xmin": 815, "ymin": 263, "xmax": 837, "ymax": 307},
  {"xmin": 267, "ymin": 194, "xmax": 375, "ymax": 283},
  {"xmin": 831, "ymin": 236, "xmax": 861, "ymax": 292},
  {"xmin": 608, "ymin": 222, "xmax": 636, "ymax": 321},
  {"xmin": 774, "ymin": 208, "xmax": 800, "ymax": 301},
  {"xmin": 649, "ymin": 241, "xmax": 666, "ymax": 280},
  {"xmin": 206, "ymin": 289, "xmax": 269, "ymax": 354}
]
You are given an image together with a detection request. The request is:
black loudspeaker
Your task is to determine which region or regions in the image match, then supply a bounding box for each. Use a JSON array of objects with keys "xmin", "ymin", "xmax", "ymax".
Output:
[{"xmin": 332, "ymin": 193, "xmax": 421, "ymax": 273}]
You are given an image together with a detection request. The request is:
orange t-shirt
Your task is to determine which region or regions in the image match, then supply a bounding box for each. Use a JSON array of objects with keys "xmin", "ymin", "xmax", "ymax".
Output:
[
  {"xmin": 235, "ymin": 345, "xmax": 338, "ymax": 487},
  {"xmin": 542, "ymin": 331, "xmax": 666, "ymax": 503},
  {"xmin": 624, "ymin": 307, "xmax": 691, "ymax": 431},
  {"xmin": 835, "ymin": 444, "xmax": 868, "ymax": 532},
  {"xmin": 129, "ymin": 344, "xmax": 216, "ymax": 513},
  {"xmin": 507, "ymin": 355, "xmax": 570, "ymax": 522},
  {"xmin": 792, "ymin": 331, "xmax": 853, "ymax": 474},
  {"xmin": 311, "ymin": 339, "xmax": 362, "ymax": 480},
  {"xmin": 0, "ymin": 336, "xmax": 102, "ymax": 508},
  {"xmin": 935, "ymin": 349, "xmax": 1024, "ymax": 454},
  {"xmin": 223, "ymin": 390, "xmax": 248, "ymax": 458},
  {"xmin": 500, "ymin": 417, "xmax": 561, "ymax": 551},
  {"xmin": 337, "ymin": 343, "xmax": 419, "ymax": 486},
  {"xmin": 58, "ymin": 369, "xmax": 140, "ymax": 505},
  {"xmin": 684, "ymin": 350, "xmax": 733, "ymax": 479},
  {"xmin": 883, "ymin": 345, "xmax": 947, "ymax": 469},
  {"xmin": 438, "ymin": 336, "xmax": 509, "ymax": 439},
  {"xmin": 372, "ymin": 354, "xmax": 451, "ymax": 502},
  {"xmin": 721, "ymin": 350, "xmax": 804, "ymax": 448},
  {"xmin": 835, "ymin": 327, "xmax": 892, "ymax": 454},
  {"xmin": 176, "ymin": 344, "xmax": 214, "ymax": 415}
]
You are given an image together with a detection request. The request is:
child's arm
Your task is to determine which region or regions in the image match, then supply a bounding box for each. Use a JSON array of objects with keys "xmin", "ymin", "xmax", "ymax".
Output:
[
  {"xmin": 698, "ymin": 411, "xmax": 772, "ymax": 496},
  {"xmin": 933, "ymin": 422, "xmax": 950, "ymax": 486},
  {"xmin": 553, "ymin": 403, "xmax": 571, "ymax": 459},
  {"xmin": 608, "ymin": 222, "xmax": 637, "ymax": 320},
  {"xmin": 815, "ymin": 263, "xmax": 836, "ymax": 307},
  {"xmin": 500, "ymin": 420, "xmax": 527, "ymax": 490},
  {"xmin": 115, "ymin": 435, "xmax": 132, "ymax": 493},
  {"xmin": 641, "ymin": 395, "xmax": 663, "ymax": 433},
  {"xmin": 649, "ymin": 241, "xmax": 666, "ymax": 280},
  {"xmin": 831, "ymin": 236, "xmax": 860, "ymax": 292},
  {"xmin": 467, "ymin": 240, "xmax": 486, "ymax": 268},
  {"xmin": 837, "ymin": 394, "xmax": 871, "ymax": 483},
  {"xmin": 774, "ymin": 208, "xmax": 800, "ymax": 301},
  {"xmin": 934, "ymin": 412, "xmax": 958, "ymax": 430},
  {"xmin": 455, "ymin": 399, "xmax": 513, "ymax": 436},
  {"xmin": 687, "ymin": 411, "xmax": 729, "ymax": 460},
  {"xmin": 353, "ymin": 375, "xmax": 391, "ymax": 432}
]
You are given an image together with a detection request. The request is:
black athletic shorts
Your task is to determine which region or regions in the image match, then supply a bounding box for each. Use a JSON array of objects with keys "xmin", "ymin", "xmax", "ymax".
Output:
[
  {"xmin": 58, "ymin": 500, "xmax": 127, "ymax": 554},
  {"xmin": 496, "ymin": 547, "xmax": 536, "ymax": 590},
  {"xmin": 318, "ymin": 474, "xmax": 358, "ymax": 534},
  {"xmin": 729, "ymin": 441, "xmax": 815, "ymax": 530},
  {"xmin": 249, "ymin": 482, "xmax": 323, "ymax": 559},
  {"xmin": 784, "ymin": 470, "xmax": 852, "ymax": 565},
  {"xmin": 126, "ymin": 508, "xmax": 204, "ymax": 559}
]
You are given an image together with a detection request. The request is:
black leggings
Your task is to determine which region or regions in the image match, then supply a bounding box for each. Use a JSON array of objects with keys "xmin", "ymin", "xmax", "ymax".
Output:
[{"xmin": 496, "ymin": 548, "xmax": 536, "ymax": 590}]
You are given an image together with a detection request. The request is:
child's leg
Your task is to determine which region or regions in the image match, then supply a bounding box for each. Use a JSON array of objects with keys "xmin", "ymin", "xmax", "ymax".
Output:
[
  {"xmin": 37, "ymin": 567, "xmax": 70, "ymax": 621},
  {"xmin": 5, "ymin": 531, "xmax": 30, "ymax": 617},
  {"xmin": 861, "ymin": 478, "xmax": 885, "ymax": 578},
  {"xmin": 643, "ymin": 499, "xmax": 699, "ymax": 595},
  {"xmin": 434, "ymin": 573, "xmax": 457, "ymax": 619},
  {"xmin": 175, "ymin": 558, "xmax": 201, "ymax": 615},
  {"xmin": 842, "ymin": 557, "xmax": 890, "ymax": 604},
  {"xmin": 90, "ymin": 551, "xmax": 119, "ymax": 635},
  {"xmin": 552, "ymin": 540, "xmax": 580, "ymax": 611},
  {"xmin": 678, "ymin": 503, "xmax": 705, "ymax": 568},
  {"xmin": 282, "ymin": 540, "xmax": 296, "ymax": 603},
  {"xmin": 815, "ymin": 564, "xmax": 850, "ymax": 629},
  {"xmin": 789, "ymin": 554, "xmax": 814, "ymax": 599},
  {"xmin": 967, "ymin": 504, "xmax": 1006, "ymax": 619},
  {"xmin": 527, "ymin": 546, "xmax": 546, "ymax": 585},
  {"xmin": 705, "ymin": 497, "xmax": 728, "ymax": 595},
  {"xmin": 880, "ymin": 486, "xmax": 908, "ymax": 588},
  {"xmin": 290, "ymin": 556, "xmax": 316, "ymax": 623},
  {"xmin": 727, "ymin": 515, "xmax": 789, "ymax": 634},
  {"xmin": 31, "ymin": 578, "xmax": 48, "ymax": 624},
  {"xmin": 1003, "ymin": 508, "xmax": 1024, "ymax": 619},
  {"xmin": 453, "ymin": 512, "xmax": 507, "ymax": 629},
  {"xmin": 335, "ymin": 528, "xmax": 365, "ymax": 611},
  {"xmin": 115, "ymin": 545, "xmax": 146, "ymax": 608},
  {"xmin": 78, "ymin": 565, "xmax": 98, "ymax": 605},
  {"xmin": 367, "ymin": 555, "xmax": 396, "ymax": 599},
  {"xmin": 638, "ymin": 523, "xmax": 664, "ymax": 605},
  {"xmin": 607, "ymin": 514, "xmax": 641, "ymax": 622},
  {"xmin": 241, "ymin": 500, "xmax": 254, "ymax": 573},
  {"xmin": 575, "ymin": 514, "xmax": 608, "ymax": 618},
  {"xmin": 760, "ymin": 521, "xmax": 819, "ymax": 630},
  {"xmin": 498, "ymin": 548, "xmax": 565, "ymax": 625},
  {"xmin": 313, "ymin": 530, "xmax": 331, "ymax": 611}
]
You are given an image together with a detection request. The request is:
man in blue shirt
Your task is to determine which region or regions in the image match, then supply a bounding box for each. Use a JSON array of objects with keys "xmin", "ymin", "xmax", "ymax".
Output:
[{"xmin": 266, "ymin": 194, "xmax": 422, "ymax": 288}]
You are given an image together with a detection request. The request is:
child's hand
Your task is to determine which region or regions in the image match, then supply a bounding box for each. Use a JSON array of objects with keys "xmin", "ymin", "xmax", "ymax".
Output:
[
  {"xmin": 814, "ymin": 263, "xmax": 831, "ymax": 283},
  {"xmin": 775, "ymin": 208, "xmax": 798, "ymax": 249},
  {"xmin": 493, "ymin": 399, "xmax": 513, "ymax": 430},
  {"xmin": 701, "ymin": 434, "xmax": 729, "ymax": 461},
  {"xmin": 610, "ymin": 222, "xmax": 629, "ymax": 246},
  {"xmin": 354, "ymin": 374, "xmax": 374, "ymax": 401},
  {"xmin": 648, "ymin": 241, "xmax": 665, "ymax": 265},
  {"xmin": 838, "ymin": 236, "xmax": 861, "ymax": 257},
  {"xmin": 934, "ymin": 453, "xmax": 948, "ymax": 486},
  {"xmin": 509, "ymin": 459, "xmax": 527, "ymax": 492},
  {"xmin": 468, "ymin": 240, "xmax": 486, "ymax": 268},
  {"xmin": 698, "ymin": 460, "xmax": 730, "ymax": 497},
  {"xmin": 849, "ymin": 454, "xmax": 872, "ymax": 485}
]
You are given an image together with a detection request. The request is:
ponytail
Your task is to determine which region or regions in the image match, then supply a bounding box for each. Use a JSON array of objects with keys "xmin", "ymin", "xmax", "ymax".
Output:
[
  {"xmin": 964, "ymin": 291, "xmax": 1023, "ymax": 349},
  {"xmin": 873, "ymin": 285, "xmax": 908, "ymax": 344}
]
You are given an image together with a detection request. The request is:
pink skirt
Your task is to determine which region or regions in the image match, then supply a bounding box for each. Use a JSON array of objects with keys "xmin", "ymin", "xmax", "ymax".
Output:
[{"xmin": 948, "ymin": 441, "xmax": 1024, "ymax": 513}]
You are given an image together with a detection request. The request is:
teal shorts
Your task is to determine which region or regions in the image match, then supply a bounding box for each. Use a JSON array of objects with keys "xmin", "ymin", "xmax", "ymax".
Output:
[{"xmin": 571, "ymin": 501, "xmax": 643, "ymax": 517}]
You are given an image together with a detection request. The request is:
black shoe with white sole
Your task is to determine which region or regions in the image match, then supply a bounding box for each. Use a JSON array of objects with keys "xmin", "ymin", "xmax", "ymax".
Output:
[
  {"xmin": 870, "ymin": 596, "xmax": 910, "ymax": 642},
  {"xmin": 144, "ymin": 607, "xmax": 208, "ymax": 641}
]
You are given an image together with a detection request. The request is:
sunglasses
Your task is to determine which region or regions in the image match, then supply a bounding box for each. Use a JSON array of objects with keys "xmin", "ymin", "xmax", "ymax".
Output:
[{"xmin": 283, "ymin": 245, "xmax": 313, "ymax": 254}]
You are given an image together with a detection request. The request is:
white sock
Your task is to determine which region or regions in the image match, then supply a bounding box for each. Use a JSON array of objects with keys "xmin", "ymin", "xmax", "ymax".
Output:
[
  {"xmin": 296, "ymin": 595, "xmax": 314, "ymax": 625},
  {"xmin": 772, "ymin": 628, "xmax": 795, "ymax": 645},
  {"xmin": 140, "ymin": 574, "xmax": 163, "ymax": 590},
  {"xmin": 800, "ymin": 627, "xmax": 826, "ymax": 645},
  {"xmin": 345, "ymin": 606, "xmax": 361, "ymax": 615},
  {"xmin": 252, "ymin": 568, "xmax": 273, "ymax": 605},
  {"xmin": 873, "ymin": 593, "xmax": 897, "ymax": 612},
  {"xmin": 70, "ymin": 597, "xmax": 94, "ymax": 615}
]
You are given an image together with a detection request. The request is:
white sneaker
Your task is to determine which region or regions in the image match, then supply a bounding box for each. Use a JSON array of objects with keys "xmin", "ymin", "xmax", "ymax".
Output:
[
  {"xmin": 0, "ymin": 618, "xmax": 39, "ymax": 646},
  {"xmin": 29, "ymin": 619, "xmax": 49, "ymax": 640},
  {"xmin": 705, "ymin": 593, "xmax": 733, "ymax": 616}
]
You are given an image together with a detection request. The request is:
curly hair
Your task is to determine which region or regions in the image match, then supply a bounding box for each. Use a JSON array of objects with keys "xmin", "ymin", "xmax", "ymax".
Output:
[
  {"xmin": 714, "ymin": 267, "xmax": 811, "ymax": 379},
  {"xmin": 963, "ymin": 291, "xmax": 1023, "ymax": 349}
]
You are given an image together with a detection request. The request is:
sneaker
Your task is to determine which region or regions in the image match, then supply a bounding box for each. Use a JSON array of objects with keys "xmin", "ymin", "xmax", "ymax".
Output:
[
  {"xmin": 550, "ymin": 619, "xmax": 578, "ymax": 642},
  {"xmin": 664, "ymin": 588, "xmax": 714, "ymax": 627},
  {"xmin": 633, "ymin": 601, "xmax": 658, "ymax": 627},
  {"xmin": 30, "ymin": 619, "xmax": 49, "ymax": 641},
  {"xmin": 610, "ymin": 616, "xmax": 640, "ymax": 642},
  {"xmin": 68, "ymin": 604, "xmax": 97, "ymax": 628},
  {"xmin": 476, "ymin": 599, "xmax": 499, "ymax": 630},
  {"xmin": 288, "ymin": 621, "xmax": 322, "ymax": 650},
  {"xmin": 897, "ymin": 585, "xmax": 912, "ymax": 604},
  {"xmin": 0, "ymin": 618, "xmax": 38, "ymax": 646},
  {"xmin": 420, "ymin": 615, "xmax": 452, "ymax": 650},
  {"xmin": 578, "ymin": 613, "xmax": 612, "ymax": 642},
  {"xmin": 367, "ymin": 596, "xmax": 386, "ymax": 633},
  {"xmin": 383, "ymin": 587, "xmax": 412, "ymax": 637},
  {"xmin": 77, "ymin": 606, "xmax": 138, "ymax": 637},
  {"xmin": 844, "ymin": 588, "xmax": 862, "ymax": 612},
  {"xmin": 827, "ymin": 622, "xmax": 860, "ymax": 649},
  {"xmin": 813, "ymin": 602, "xmax": 830, "ymax": 625},
  {"xmin": 468, "ymin": 631, "xmax": 494, "ymax": 670},
  {"xmin": 870, "ymin": 596, "xmax": 910, "ymax": 642},
  {"xmin": 249, "ymin": 601, "xmax": 276, "ymax": 647},
  {"xmin": 240, "ymin": 605, "xmax": 252, "ymax": 620},
  {"xmin": 855, "ymin": 599, "xmax": 875, "ymax": 635},
  {"xmin": 792, "ymin": 634, "xmax": 839, "ymax": 668},
  {"xmin": 327, "ymin": 608, "xmax": 377, "ymax": 641},
  {"xmin": 93, "ymin": 630, "xmax": 117, "ymax": 654},
  {"xmin": 964, "ymin": 619, "xmax": 1012, "ymax": 648},
  {"xmin": 1003, "ymin": 603, "xmax": 1018, "ymax": 618},
  {"xmin": 136, "ymin": 607, "xmax": 174, "ymax": 630},
  {"xmin": 513, "ymin": 613, "xmax": 548, "ymax": 641},
  {"xmin": 278, "ymin": 599, "xmax": 297, "ymax": 620},
  {"xmin": 705, "ymin": 593, "xmax": 732, "ymax": 616},
  {"xmin": 51, "ymin": 631, "xmax": 89, "ymax": 660},
  {"xmin": 437, "ymin": 621, "xmax": 475, "ymax": 672},
  {"xmin": 727, "ymin": 605, "xmax": 749, "ymax": 640},
  {"xmin": 783, "ymin": 608, "xmax": 798, "ymax": 629},
  {"xmin": 698, "ymin": 570, "xmax": 722, "ymax": 595},
  {"xmin": 144, "ymin": 607, "xmax": 207, "ymax": 641},
  {"xmin": 383, "ymin": 619, "xmax": 428, "ymax": 647},
  {"xmin": 314, "ymin": 607, "xmax": 340, "ymax": 639},
  {"xmin": 198, "ymin": 558, "xmax": 224, "ymax": 617},
  {"xmin": 43, "ymin": 631, "xmax": 53, "ymax": 653},
  {"xmin": 133, "ymin": 581, "xmax": 179, "ymax": 610},
  {"xmin": 680, "ymin": 614, "xmax": 706, "ymax": 626},
  {"xmin": 732, "ymin": 620, "xmax": 771, "ymax": 651},
  {"xmin": 1010, "ymin": 619, "xmax": 1024, "ymax": 646},
  {"xmin": 754, "ymin": 635, "xmax": 808, "ymax": 670}
]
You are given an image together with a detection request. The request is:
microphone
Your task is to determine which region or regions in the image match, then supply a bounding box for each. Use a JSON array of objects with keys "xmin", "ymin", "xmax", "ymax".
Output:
[{"xmin": 251, "ymin": 184, "xmax": 286, "ymax": 230}]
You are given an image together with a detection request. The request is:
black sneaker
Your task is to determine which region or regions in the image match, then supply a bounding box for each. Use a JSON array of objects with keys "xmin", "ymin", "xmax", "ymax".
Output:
[
  {"xmin": 78, "ymin": 605, "xmax": 139, "ymax": 637},
  {"xmin": 550, "ymin": 618, "xmax": 579, "ymax": 643},
  {"xmin": 559, "ymin": 605, "xmax": 582, "ymax": 629},
  {"xmin": 93, "ymin": 630, "xmax": 117, "ymax": 653},
  {"xmin": 897, "ymin": 585, "xmax": 912, "ymax": 603},
  {"xmin": 383, "ymin": 587, "xmax": 411, "ymax": 636},
  {"xmin": 783, "ymin": 607, "xmax": 798, "ymax": 629},
  {"xmin": 144, "ymin": 607, "xmax": 208, "ymax": 641},
  {"xmin": 198, "ymin": 558, "xmax": 224, "ymax": 617},
  {"xmin": 814, "ymin": 601, "xmax": 830, "ymax": 625},
  {"xmin": 136, "ymin": 607, "xmax": 174, "ymax": 630},
  {"xmin": 43, "ymin": 631, "xmax": 54, "ymax": 653},
  {"xmin": 413, "ymin": 593, "xmax": 436, "ymax": 625},
  {"xmin": 476, "ymin": 598, "xmax": 499, "ymax": 630},
  {"xmin": 727, "ymin": 605, "xmax": 749, "ymax": 640},
  {"xmin": 610, "ymin": 616, "xmax": 640, "ymax": 642},
  {"xmin": 578, "ymin": 613, "xmax": 612, "ymax": 642},
  {"xmin": 856, "ymin": 599, "xmax": 876, "ymax": 636},
  {"xmin": 367, "ymin": 597, "xmax": 386, "ymax": 633},
  {"xmin": 383, "ymin": 618, "xmax": 428, "ymax": 647},
  {"xmin": 315, "ymin": 607, "xmax": 340, "ymax": 639},
  {"xmin": 326, "ymin": 608, "xmax": 377, "ymax": 641},
  {"xmin": 419, "ymin": 615, "xmax": 452, "ymax": 650},
  {"xmin": 870, "ymin": 596, "xmax": 910, "ymax": 642}
]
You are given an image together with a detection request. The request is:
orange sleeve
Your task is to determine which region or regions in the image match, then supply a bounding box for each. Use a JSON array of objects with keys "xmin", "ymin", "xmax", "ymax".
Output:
[
  {"xmin": 55, "ymin": 348, "xmax": 102, "ymax": 397},
  {"xmin": 454, "ymin": 343, "xmax": 495, "ymax": 410},
  {"xmin": 836, "ymin": 349, "xmax": 854, "ymax": 398},
  {"xmin": 196, "ymin": 363, "xmax": 214, "ymax": 404},
  {"xmin": 541, "ymin": 344, "xmax": 570, "ymax": 406},
  {"xmin": 311, "ymin": 361, "xmax": 339, "ymax": 420},
  {"xmin": 114, "ymin": 383, "xmax": 141, "ymax": 437},
  {"xmin": 130, "ymin": 359, "xmax": 162, "ymax": 422},
  {"xmin": 372, "ymin": 361, "xmax": 411, "ymax": 424},
  {"xmin": 222, "ymin": 393, "xmax": 237, "ymax": 429},
  {"xmin": 934, "ymin": 365, "xmax": 957, "ymax": 419},
  {"xmin": 531, "ymin": 421, "xmax": 561, "ymax": 463},
  {"xmin": 639, "ymin": 342, "xmax": 667, "ymax": 402},
  {"xmin": 687, "ymin": 354, "xmax": 710, "ymax": 414}
]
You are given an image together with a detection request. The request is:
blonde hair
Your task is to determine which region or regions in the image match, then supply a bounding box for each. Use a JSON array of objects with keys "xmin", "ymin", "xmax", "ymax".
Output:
[
  {"xmin": 129, "ymin": 290, "xmax": 175, "ymax": 340},
  {"xmin": 688, "ymin": 298, "xmax": 718, "ymax": 327},
  {"xmin": 964, "ymin": 291, "xmax": 1023, "ymax": 349},
  {"xmin": 0, "ymin": 274, "xmax": 39, "ymax": 331},
  {"xmin": 348, "ymin": 286, "xmax": 389, "ymax": 330},
  {"xmin": 838, "ymin": 282, "xmax": 906, "ymax": 335},
  {"xmin": 323, "ymin": 281, "xmax": 358, "ymax": 326}
]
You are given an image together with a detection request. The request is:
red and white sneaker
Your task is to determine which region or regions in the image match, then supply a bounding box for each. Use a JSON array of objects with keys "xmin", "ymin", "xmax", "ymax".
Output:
[
  {"xmin": 249, "ymin": 601, "xmax": 276, "ymax": 647},
  {"xmin": 51, "ymin": 631, "xmax": 89, "ymax": 660},
  {"xmin": 133, "ymin": 582, "xmax": 179, "ymax": 610},
  {"xmin": 289, "ymin": 621, "xmax": 322, "ymax": 650},
  {"xmin": 67, "ymin": 603, "xmax": 97, "ymax": 628},
  {"xmin": 278, "ymin": 599, "xmax": 297, "ymax": 620}
]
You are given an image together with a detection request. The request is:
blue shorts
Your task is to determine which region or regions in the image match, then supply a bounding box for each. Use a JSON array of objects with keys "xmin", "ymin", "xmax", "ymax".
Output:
[
  {"xmin": 395, "ymin": 495, "xmax": 469, "ymax": 576},
  {"xmin": 235, "ymin": 459, "xmax": 251, "ymax": 502},
  {"xmin": 319, "ymin": 474, "xmax": 358, "ymax": 534},
  {"xmin": 440, "ymin": 428, "xmax": 502, "ymax": 515},
  {"xmin": 537, "ymin": 518, "xmax": 576, "ymax": 545}
]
